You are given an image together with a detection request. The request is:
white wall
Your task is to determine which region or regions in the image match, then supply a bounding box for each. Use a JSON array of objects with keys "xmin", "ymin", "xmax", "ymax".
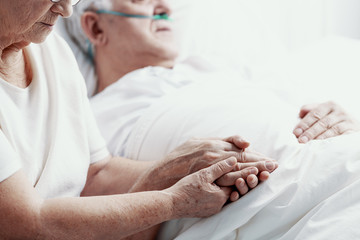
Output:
[
  {"xmin": 263, "ymin": 0, "xmax": 360, "ymax": 50},
  {"xmin": 325, "ymin": 0, "xmax": 360, "ymax": 39},
  {"xmin": 170, "ymin": 0, "xmax": 360, "ymax": 63}
]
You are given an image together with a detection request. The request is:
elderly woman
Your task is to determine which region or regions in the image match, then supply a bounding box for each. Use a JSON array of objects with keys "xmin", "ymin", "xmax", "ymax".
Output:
[{"xmin": 0, "ymin": 0, "xmax": 279, "ymax": 239}]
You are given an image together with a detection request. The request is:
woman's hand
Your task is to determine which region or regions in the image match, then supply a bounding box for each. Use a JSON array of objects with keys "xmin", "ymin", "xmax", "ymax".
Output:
[
  {"xmin": 293, "ymin": 101, "xmax": 360, "ymax": 143},
  {"xmin": 147, "ymin": 136, "xmax": 276, "ymax": 190},
  {"xmin": 166, "ymin": 157, "xmax": 240, "ymax": 218}
]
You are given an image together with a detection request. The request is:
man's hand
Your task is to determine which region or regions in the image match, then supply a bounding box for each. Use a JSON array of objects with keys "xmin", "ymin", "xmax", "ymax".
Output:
[
  {"xmin": 166, "ymin": 157, "xmax": 240, "ymax": 218},
  {"xmin": 293, "ymin": 101, "xmax": 360, "ymax": 143},
  {"xmin": 216, "ymin": 149, "xmax": 278, "ymax": 201}
]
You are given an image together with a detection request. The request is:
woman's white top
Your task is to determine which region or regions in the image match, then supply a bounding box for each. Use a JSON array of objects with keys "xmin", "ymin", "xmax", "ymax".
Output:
[{"xmin": 0, "ymin": 33, "xmax": 109, "ymax": 198}]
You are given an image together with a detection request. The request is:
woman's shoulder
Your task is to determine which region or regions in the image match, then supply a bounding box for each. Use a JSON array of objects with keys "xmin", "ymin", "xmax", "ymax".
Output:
[{"xmin": 27, "ymin": 32, "xmax": 88, "ymax": 98}]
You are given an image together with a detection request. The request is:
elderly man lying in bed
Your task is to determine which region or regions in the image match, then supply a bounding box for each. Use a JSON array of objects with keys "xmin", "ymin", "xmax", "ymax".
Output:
[
  {"xmin": 66, "ymin": 0, "xmax": 360, "ymax": 157},
  {"xmin": 65, "ymin": 0, "xmax": 360, "ymax": 239}
]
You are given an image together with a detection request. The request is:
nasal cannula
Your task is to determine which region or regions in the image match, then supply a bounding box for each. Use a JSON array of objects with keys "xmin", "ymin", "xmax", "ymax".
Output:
[{"xmin": 96, "ymin": 9, "xmax": 172, "ymax": 21}]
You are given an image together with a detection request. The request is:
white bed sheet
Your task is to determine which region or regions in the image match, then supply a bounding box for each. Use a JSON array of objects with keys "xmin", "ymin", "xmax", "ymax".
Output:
[{"xmin": 122, "ymin": 78, "xmax": 360, "ymax": 239}]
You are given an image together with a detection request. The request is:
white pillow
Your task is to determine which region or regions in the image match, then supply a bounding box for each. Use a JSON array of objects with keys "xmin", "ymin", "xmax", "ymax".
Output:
[
  {"xmin": 55, "ymin": 17, "xmax": 97, "ymax": 97},
  {"xmin": 54, "ymin": 0, "xmax": 277, "ymax": 96}
]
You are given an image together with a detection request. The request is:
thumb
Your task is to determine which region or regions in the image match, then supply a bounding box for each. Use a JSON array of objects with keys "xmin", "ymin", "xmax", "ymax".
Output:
[
  {"xmin": 207, "ymin": 157, "xmax": 237, "ymax": 182},
  {"xmin": 299, "ymin": 103, "xmax": 318, "ymax": 118},
  {"xmin": 224, "ymin": 135, "xmax": 250, "ymax": 149}
]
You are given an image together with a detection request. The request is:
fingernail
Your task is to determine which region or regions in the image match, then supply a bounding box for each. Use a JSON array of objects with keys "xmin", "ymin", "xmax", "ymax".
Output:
[
  {"xmin": 226, "ymin": 157, "xmax": 236, "ymax": 166},
  {"xmin": 237, "ymin": 136, "xmax": 249, "ymax": 143},
  {"xmin": 299, "ymin": 136, "xmax": 309, "ymax": 143},
  {"xmin": 249, "ymin": 167, "xmax": 257, "ymax": 174},
  {"xmin": 239, "ymin": 179, "xmax": 245, "ymax": 187},
  {"xmin": 250, "ymin": 176, "xmax": 257, "ymax": 184},
  {"xmin": 294, "ymin": 128, "xmax": 303, "ymax": 136},
  {"xmin": 265, "ymin": 161, "xmax": 275, "ymax": 171}
]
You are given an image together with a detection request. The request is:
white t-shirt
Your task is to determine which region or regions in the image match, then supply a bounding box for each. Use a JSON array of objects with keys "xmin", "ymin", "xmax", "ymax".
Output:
[{"xmin": 0, "ymin": 33, "xmax": 109, "ymax": 198}]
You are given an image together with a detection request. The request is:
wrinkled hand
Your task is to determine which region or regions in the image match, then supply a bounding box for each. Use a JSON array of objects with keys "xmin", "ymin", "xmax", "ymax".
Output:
[
  {"xmin": 153, "ymin": 135, "xmax": 275, "ymax": 190},
  {"xmin": 166, "ymin": 157, "xmax": 240, "ymax": 218},
  {"xmin": 163, "ymin": 135, "xmax": 249, "ymax": 171},
  {"xmin": 293, "ymin": 101, "xmax": 360, "ymax": 143},
  {"xmin": 216, "ymin": 149, "xmax": 278, "ymax": 201}
]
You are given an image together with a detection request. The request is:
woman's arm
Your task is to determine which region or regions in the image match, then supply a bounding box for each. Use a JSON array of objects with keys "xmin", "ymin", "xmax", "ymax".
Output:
[
  {"xmin": 0, "ymin": 158, "xmax": 237, "ymax": 240},
  {"xmin": 0, "ymin": 171, "xmax": 173, "ymax": 240},
  {"xmin": 81, "ymin": 156, "xmax": 155, "ymax": 196},
  {"xmin": 81, "ymin": 136, "xmax": 248, "ymax": 196},
  {"xmin": 83, "ymin": 136, "xmax": 276, "ymax": 197}
]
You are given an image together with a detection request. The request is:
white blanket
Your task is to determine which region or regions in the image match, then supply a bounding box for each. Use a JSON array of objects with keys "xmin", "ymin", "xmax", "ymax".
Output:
[{"xmin": 123, "ymin": 78, "xmax": 360, "ymax": 239}]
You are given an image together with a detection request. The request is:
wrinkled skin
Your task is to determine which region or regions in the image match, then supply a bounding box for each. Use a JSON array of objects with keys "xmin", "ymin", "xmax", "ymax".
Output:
[
  {"xmin": 165, "ymin": 157, "xmax": 241, "ymax": 218},
  {"xmin": 130, "ymin": 136, "xmax": 278, "ymax": 200}
]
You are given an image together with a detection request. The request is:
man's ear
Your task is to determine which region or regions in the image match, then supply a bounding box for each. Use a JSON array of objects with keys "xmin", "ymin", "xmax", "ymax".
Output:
[{"xmin": 81, "ymin": 12, "xmax": 107, "ymax": 46}]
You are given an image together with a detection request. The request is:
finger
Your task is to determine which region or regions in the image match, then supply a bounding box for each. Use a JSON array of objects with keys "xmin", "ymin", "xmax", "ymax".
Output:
[
  {"xmin": 297, "ymin": 112, "xmax": 346, "ymax": 143},
  {"xmin": 316, "ymin": 121, "xmax": 349, "ymax": 139},
  {"xmin": 207, "ymin": 139, "xmax": 244, "ymax": 152},
  {"xmin": 293, "ymin": 104, "xmax": 333, "ymax": 138},
  {"xmin": 237, "ymin": 161, "xmax": 278, "ymax": 173},
  {"xmin": 298, "ymin": 103, "xmax": 319, "ymax": 118},
  {"xmin": 246, "ymin": 174, "xmax": 258, "ymax": 189},
  {"xmin": 229, "ymin": 191, "xmax": 240, "ymax": 202},
  {"xmin": 216, "ymin": 167, "xmax": 258, "ymax": 186},
  {"xmin": 217, "ymin": 161, "xmax": 278, "ymax": 186},
  {"xmin": 235, "ymin": 178, "xmax": 249, "ymax": 195},
  {"xmin": 223, "ymin": 135, "xmax": 250, "ymax": 149},
  {"xmin": 206, "ymin": 157, "xmax": 237, "ymax": 182},
  {"xmin": 189, "ymin": 137, "xmax": 231, "ymax": 152},
  {"xmin": 225, "ymin": 148, "xmax": 276, "ymax": 164},
  {"xmin": 219, "ymin": 143, "xmax": 244, "ymax": 153},
  {"xmin": 220, "ymin": 149, "xmax": 245, "ymax": 163},
  {"xmin": 219, "ymin": 149, "xmax": 247, "ymax": 163},
  {"xmin": 258, "ymin": 171, "xmax": 270, "ymax": 182},
  {"xmin": 237, "ymin": 150, "xmax": 276, "ymax": 163}
]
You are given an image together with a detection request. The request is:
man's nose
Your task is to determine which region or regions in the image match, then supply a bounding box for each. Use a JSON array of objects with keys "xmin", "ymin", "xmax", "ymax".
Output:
[{"xmin": 154, "ymin": 0, "xmax": 172, "ymax": 16}]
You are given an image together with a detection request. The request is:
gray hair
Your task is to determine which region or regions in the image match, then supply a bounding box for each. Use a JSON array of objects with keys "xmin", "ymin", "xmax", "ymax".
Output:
[{"xmin": 64, "ymin": 0, "xmax": 113, "ymax": 57}]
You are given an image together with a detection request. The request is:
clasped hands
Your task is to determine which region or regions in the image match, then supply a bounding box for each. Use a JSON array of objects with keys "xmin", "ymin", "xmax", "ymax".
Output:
[{"xmin": 157, "ymin": 135, "xmax": 278, "ymax": 204}]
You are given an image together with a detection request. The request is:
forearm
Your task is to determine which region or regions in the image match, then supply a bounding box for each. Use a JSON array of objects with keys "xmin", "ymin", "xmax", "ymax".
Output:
[
  {"xmin": 124, "ymin": 162, "xmax": 176, "ymax": 240},
  {"xmin": 38, "ymin": 191, "xmax": 173, "ymax": 240},
  {"xmin": 82, "ymin": 156, "xmax": 155, "ymax": 196},
  {"xmin": 79, "ymin": 157, "xmax": 167, "ymax": 240},
  {"xmin": 129, "ymin": 159, "xmax": 184, "ymax": 192},
  {"xmin": 1, "ymin": 171, "xmax": 175, "ymax": 240}
]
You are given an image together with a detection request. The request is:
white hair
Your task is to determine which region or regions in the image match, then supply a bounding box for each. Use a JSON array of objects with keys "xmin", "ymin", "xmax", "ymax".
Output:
[{"xmin": 64, "ymin": 0, "xmax": 113, "ymax": 57}]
